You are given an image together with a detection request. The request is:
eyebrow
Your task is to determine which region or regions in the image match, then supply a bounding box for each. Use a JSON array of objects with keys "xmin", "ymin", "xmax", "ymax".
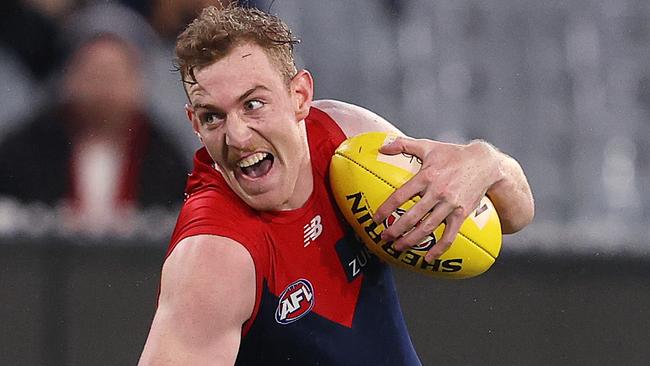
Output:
[
  {"xmin": 192, "ymin": 85, "xmax": 271, "ymax": 110},
  {"xmin": 193, "ymin": 102, "xmax": 218, "ymax": 110},
  {"xmin": 238, "ymin": 85, "xmax": 271, "ymax": 102}
]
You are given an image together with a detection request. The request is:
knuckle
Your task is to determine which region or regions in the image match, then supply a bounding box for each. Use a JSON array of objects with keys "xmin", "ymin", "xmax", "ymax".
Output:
[
  {"xmin": 451, "ymin": 207, "xmax": 466, "ymax": 219},
  {"xmin": 436, "ymin": 189, "xmax": 453, "ymax": 203},
  {"xmin": 422, "ymin": 168, "xmax": 438, "ymax": 182},
  {"xmin": 420, "ymin": 168, "xmax": 433, "ymax": 180},
  {"xmin": 388, "ymin": 222, "xmax": 408, "ymax": 237},
  {"xmin": 376, "ymin": 206, "xmax": 389, "ymax": 218},
  {"xmin": 419, "ymin": 219, "xmax": 438, "ymax": 233},
  {"xmin": 399, "ymin": 210, "xmax": 418, "ymax": 226}
]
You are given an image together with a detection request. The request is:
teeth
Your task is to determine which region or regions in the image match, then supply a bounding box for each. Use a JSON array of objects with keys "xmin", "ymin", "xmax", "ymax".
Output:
[{"xmin": 238, "ymin": 152, "xmax": 268, "ymax": 168}]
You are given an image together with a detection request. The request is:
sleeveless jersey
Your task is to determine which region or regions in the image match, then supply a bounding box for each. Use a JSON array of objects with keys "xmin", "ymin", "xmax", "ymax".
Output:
[{"xmin": 166, "ymin": 107, "xmax": 421, "ymax": 365}]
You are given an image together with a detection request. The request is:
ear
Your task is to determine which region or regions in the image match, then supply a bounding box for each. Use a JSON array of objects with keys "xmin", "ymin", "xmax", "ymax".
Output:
[
  {"xmin": 290, "ymin": 70, "xmax": 314, "ymax": 121},
  {"xmin": 185, "ymin": 104, "xmax": 203, "ymax": 144}
]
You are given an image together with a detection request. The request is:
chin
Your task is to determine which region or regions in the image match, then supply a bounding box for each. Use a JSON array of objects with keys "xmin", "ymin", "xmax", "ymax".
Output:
[
  {"xmin": 235, "ymin": 182, "xmax": 287, "ymax": 210},
  {"xmin": 233, "ymin": 172, "xmax": 305, "ymax": 211},
  {"xmin": 244, "ymin": 193, "xmax": 289, "ymax": 212}
]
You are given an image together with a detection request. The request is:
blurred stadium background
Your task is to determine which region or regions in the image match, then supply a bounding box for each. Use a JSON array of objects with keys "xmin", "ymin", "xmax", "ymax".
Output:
[{"xmin": 1, "ymin": 0, "xmax": 649, "ymax": 365}]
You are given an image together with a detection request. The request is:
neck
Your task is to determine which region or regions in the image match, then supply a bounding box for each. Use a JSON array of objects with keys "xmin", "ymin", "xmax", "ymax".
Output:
[{"xmin": 280, "ymin": 120, "xmax": 313, "ymax": 210}]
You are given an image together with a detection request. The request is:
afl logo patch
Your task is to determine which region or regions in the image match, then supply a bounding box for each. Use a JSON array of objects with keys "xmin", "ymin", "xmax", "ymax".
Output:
[
  {"xmin": 384, "ymin": 208, "xmax": 436, "ymax": 251},
  {"xmin": 275, "ymin": 279, "xmax": 315, "ymax": 325}
]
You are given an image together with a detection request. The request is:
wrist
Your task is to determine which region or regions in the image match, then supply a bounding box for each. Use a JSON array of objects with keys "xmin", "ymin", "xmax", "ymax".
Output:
[{"xmin": 467, "ymin": 140, "xmax": 505, "ymax": 188}]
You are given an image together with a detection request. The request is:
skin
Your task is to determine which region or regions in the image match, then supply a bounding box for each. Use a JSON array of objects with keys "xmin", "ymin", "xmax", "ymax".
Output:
[
  {"xmin": 184, "ymin": 42, "xmax": 315, "ymax": 211},
  {"xmin": 140, "ymin": 42, "xmax": 317, "ymax": 365},
  {"xmin": 64, "ymin": 37, "xmax": 144, "ymax": 135},
  {"xmin": 139, "ymin": 42, "xmax": 535, "ymax": 365},
  {"xmin": 315, "ymin": 100, "xmax": 535, "ymax": 262},
  {"xmin": 373, "ymin": 137, "xmax": 534, "ymax": 262},
  {"xmin": 138, "ymin": 235, "xmax": 254, "ymax": 365}
]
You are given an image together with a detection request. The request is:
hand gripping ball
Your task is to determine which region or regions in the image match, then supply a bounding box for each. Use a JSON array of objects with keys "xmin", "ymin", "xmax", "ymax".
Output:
[{"xmin": 329, "ymin": 132, "xmax": 502, "ymax": 279}]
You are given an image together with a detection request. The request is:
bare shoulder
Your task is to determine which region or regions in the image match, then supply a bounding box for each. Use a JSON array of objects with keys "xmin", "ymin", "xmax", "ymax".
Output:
[
  {"xmin": 312, "ymin": 99, "xmax": 403, "ymax": 137},
  {"xmin": 160, "ymin": 235, "xmax": 255, "ymax": 314},
  {"xmin": 139, "ymin": 235, "xmax": 255, "ymax": 365}
]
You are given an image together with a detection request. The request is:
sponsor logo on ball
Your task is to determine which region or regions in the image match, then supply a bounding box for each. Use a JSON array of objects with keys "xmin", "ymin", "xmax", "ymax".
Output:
[
  {"xmin": 275, "ymin": 279, "xmax": 315, "ymax": 325},
  {"xmin": 345, "ymin": 191, "xmax": 463, "ymax": 273},
  {"xmin": 383, "ymin": 208, "xmax": 436, "ymax": 251}
]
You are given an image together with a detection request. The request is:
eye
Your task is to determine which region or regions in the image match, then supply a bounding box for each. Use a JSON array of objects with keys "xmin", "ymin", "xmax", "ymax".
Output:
[
  {"xmin": 244, "ymin": 99, "xmax": 265, "ymax": 111},
  {"xmin": 200, "ymin": 112, "xmax": 224, "ymax": 126}
]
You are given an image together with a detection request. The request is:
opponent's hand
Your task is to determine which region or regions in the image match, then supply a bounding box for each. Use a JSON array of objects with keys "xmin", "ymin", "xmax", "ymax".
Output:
[{"xmin": 372, "ymin": 136, "xmax": 502, "ymax": 263}]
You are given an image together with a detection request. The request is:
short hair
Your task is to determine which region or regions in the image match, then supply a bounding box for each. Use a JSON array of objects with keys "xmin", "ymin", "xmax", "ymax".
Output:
[{"xmin": 175, "ymin": 5, "xmax": 299, "ymax": 86}]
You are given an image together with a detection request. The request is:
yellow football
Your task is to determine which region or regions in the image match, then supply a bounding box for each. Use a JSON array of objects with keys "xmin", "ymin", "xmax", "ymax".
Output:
[{"xmin": 329, "ymin": 131, "xmax": 502, "ymax": 279}]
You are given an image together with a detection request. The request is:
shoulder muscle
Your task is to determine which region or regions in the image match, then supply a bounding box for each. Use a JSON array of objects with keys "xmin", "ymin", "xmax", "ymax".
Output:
[
  {"xmin": 160, "ymin": 235, "xmax": 255, "ymax": 315},
  {"xmin": 139, "ymin": 235, "xmax": 255, "ymax": 365},
  {"xmin": 312, "ymin": 99, "xmax": 404, "ymax": 138}
]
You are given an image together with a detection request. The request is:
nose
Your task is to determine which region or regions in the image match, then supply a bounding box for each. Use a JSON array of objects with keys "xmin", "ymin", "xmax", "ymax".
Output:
[{"xmin": 224, "ymin": 115, "xmax": 253, "ymax": 150}]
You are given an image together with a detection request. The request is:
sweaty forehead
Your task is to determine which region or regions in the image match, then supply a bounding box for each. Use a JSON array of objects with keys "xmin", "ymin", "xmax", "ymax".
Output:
[{"xmin": 187, "ymin": 43, "xmax": 283, "ymax": 101}]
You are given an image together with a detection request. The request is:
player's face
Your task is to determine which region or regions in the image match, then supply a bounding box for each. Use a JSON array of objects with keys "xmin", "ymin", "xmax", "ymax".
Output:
[{"xmin": 186, "ymin": 42, "xmax": 314, "ymax": 211}]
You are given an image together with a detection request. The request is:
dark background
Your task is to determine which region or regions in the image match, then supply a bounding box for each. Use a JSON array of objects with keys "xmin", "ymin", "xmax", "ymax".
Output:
[{"xmin": 2, "ymin": 237, "xmax": 648, "ymax": 366}]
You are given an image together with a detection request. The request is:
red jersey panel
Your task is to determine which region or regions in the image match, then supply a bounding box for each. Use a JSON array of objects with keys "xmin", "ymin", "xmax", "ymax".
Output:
[
  {"xmin": 165, "ymin": 107, "xmax": 420, "ymax": 365},
  {"xmin": 167, "ymin": 107, "xmax": 355, "ymax": 329}
]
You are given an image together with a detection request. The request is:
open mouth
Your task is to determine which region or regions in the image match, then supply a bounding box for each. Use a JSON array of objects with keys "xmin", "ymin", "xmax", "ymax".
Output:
[{"xmin": 238, "ymin": 152, "xmax": 275, "ymax": 179}]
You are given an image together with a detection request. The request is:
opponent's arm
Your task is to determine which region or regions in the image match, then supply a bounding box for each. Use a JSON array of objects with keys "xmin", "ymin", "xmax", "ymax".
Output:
[
  {"xmin": 314, "ymin": 99, "xmax": 534, "ymax": 261},
  {"xmin": 138, "ymin": 235, "xmax": 255, "ymax": 366}
]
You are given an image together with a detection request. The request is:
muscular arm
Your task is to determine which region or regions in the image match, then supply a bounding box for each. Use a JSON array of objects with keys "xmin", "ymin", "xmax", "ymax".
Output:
[
  {"xmin": 138, "ymin": 235, "xmax": 255, "ymax": 366},
  {"xmin": 314, "ymin": 99, "xmax": 534, "ymax": 257}
]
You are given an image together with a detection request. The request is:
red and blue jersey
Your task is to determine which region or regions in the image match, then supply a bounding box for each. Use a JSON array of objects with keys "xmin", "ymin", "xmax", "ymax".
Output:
[{"xmin": 166, "ymin": 107, "xmax": 421, "ymax": 365}]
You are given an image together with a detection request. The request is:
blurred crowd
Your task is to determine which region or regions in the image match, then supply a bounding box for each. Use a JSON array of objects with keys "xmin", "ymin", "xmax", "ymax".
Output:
[
  {"xmin": 0, "ymin": 0, "xmax": 237, "ymax": 236},
  {"xmin": 264, "ymin": 0, "xmax": 650, "ymax": 249},
  {"xmin": 2, "ymin": 0, "xmax": 650, "ymax": 248}
]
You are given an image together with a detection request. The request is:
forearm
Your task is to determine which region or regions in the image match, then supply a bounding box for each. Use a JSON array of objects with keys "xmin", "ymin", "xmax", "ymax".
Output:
[{"xmin": 473, "ymin": 141, "xmax": 535, "ymax": 234}]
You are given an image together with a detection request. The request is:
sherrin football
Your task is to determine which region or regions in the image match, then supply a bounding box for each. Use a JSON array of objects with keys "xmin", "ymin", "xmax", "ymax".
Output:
[{"xmin": 329, "ymin": 131, "xmax": 502, "ymax": 279}]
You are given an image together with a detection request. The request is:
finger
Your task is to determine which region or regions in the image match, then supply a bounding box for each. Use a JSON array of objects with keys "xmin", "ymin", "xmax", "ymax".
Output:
[
  {"xmin": 373, "ymin": 174, "xmax": 426, "ymax": 223},
  {"xmin": 424, "ymin": 208, "xmax": 464, "ymax": 263},
  {"xmin": 392, "ymin": 200, "xmax": 455, "ymax": 251},
  {"xmin": 379, "ymin": 136, "xmax": 428, "ymax": 158},
  {"xmin": 381, "ymin": 192, "xmax": 439, "ymax": 242}
]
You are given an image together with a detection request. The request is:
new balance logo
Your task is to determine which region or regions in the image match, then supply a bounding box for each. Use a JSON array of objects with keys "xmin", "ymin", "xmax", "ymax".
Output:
[{"xmin": 303, "ymin": 215, "xmax": 323, "ymax": 247}]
